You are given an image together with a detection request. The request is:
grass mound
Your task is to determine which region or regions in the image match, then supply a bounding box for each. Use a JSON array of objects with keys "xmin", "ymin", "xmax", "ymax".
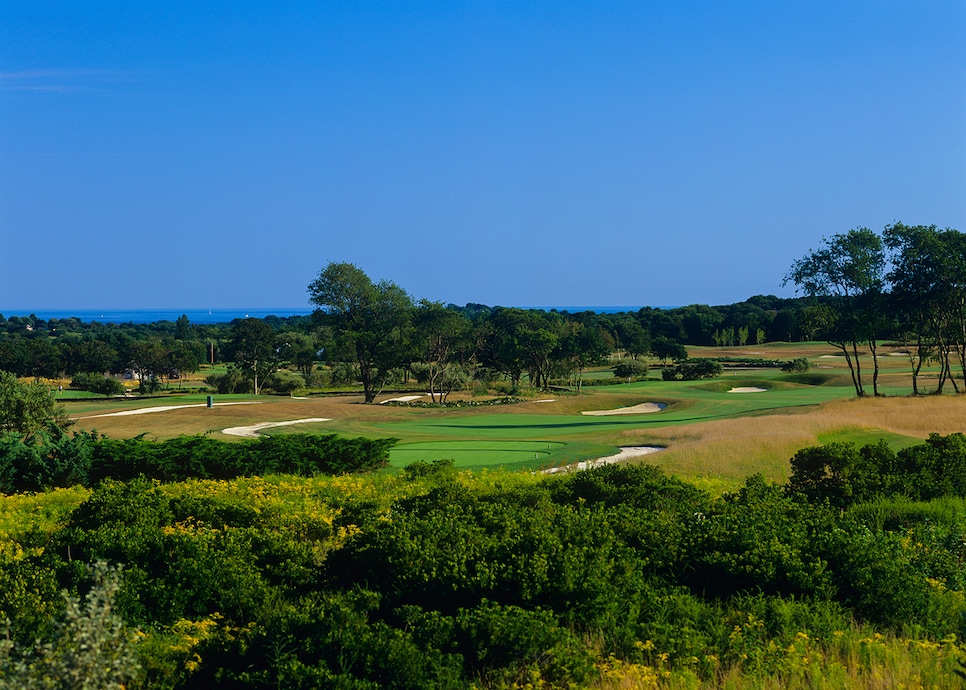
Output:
[
  {"xmin": 691, "ymin": 379, "xmax": 775, "ymax": 393},
  {"xmin": 778, "ymin": 372, "xmax": 846, "ymax": 386}
]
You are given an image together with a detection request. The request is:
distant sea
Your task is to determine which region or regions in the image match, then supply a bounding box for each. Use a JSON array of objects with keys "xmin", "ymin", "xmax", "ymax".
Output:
[
  {"xmin": 0, "ymin": 306, "xmax": 658, "ymax": 325},
  {"xmin": 0, "ymin": 308, "xmax": 314, "ymax": 325}
]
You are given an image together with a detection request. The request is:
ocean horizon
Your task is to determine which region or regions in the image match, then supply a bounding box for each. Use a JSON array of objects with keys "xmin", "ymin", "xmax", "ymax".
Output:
[{"xmin": 0, "ymin": 306, "xmax": 664, "ymax": 325}]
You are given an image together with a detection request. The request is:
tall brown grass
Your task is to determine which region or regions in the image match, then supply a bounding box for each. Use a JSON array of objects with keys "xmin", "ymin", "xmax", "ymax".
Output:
[{"xmin": 626, "ymin": 396, "xmax": 966, "ymax": 485}]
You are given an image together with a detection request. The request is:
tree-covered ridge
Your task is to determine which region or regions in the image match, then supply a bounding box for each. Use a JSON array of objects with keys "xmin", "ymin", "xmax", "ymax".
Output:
[{"xmin": 1, "ymin": 440, "xmax": 965, "ymax": 688}]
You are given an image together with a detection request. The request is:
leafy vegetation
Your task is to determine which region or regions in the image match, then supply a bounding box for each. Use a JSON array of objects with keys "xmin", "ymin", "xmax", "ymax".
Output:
[
  {"xmin": 0, "ymin": 433, "xmax": 964, "ymax": 687},
  {"xmin": 0, "ymin": 371, "xmax": 71, "ymax": 435}
]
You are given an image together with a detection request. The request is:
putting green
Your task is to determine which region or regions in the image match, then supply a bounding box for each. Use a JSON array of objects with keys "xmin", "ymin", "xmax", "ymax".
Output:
[{"xmin": 390, "ymin": 440, "xmax": 570, "ymax": 469}]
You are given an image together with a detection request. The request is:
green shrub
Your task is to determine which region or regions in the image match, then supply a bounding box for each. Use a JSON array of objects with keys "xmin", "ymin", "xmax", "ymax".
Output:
[
  {"xmin": 205, "ymin": 365, "xmax": 246, "ymax": 394},
  {"xmin": 660, "ymin": 359, "xmax": 723, "ymax": 381},
  {"xmin": 787, "ymin": 434, "xmax": 966, "ymax": 507},
  {"xmin": 781, "ymin": 357, "xmax": 811, "ymax": 373},
  {"xmin": 402, "ymin": 458, "xmax": 457, "ymax": 482},
  {"xmin": 0, "ymin": 428, "xmax": 97, "ymax": 493},
  {"xmin": 69, "ymin": 372, "xmax": 125, "ymax": 396},
  {"xmin": 677, "ymin": 358, "xmax": 723, "ymax": 380},
  {"xmin": 264, "ymin": 370, "xmax": 305, "ymax": 395},
  {"xmin": 613, "ymin": 360, "xmax": 648, "ymax": 379}
]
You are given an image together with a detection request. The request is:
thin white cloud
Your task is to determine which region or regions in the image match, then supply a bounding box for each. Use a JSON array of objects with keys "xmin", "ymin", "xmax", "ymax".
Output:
[{"xmin": 0, "ymin": 69, "xmax": 144, "ymax": 93}]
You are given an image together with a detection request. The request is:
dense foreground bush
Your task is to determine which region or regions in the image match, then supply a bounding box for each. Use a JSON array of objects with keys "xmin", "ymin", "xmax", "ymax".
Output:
[
  {"xmin": 0, "ymin": 429, "xmax": 395, "ymax": 492},
  {"xmin": 1, "ymin": 443, "xmax": 965, "ymax": 687},
  {"xmin": 788, "ymin": 432, "xmax": 966, "ymax": 507}
]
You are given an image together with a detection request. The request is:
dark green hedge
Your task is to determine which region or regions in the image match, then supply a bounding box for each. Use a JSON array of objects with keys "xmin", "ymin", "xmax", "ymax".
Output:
[{"xmin": 0, "ymin": 429, "xmax": 394, "ymax": 493}]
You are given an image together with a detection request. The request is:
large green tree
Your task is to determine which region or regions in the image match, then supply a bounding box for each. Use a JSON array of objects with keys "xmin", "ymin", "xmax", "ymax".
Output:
[
  {"xmin": 412, "ymin": 300, "xmax": 472, "ymax": 403},
  {"xmin": 557, "ymin": 317, "xmax": 610, "ymax": 391},
  {"xmin": 227, "ymin": 318, "xmax": 277, "ymax": 395},
  {"xmin": 308, "ymin": 263, "xmax": 414, "ymax": 403},
  {"xmin": 785, "ymin": 228, "xmax": 888, "ymax": 396},
  {"xmin": 885, "ymin": 223, "xmax": 966, "ymax": 395}
]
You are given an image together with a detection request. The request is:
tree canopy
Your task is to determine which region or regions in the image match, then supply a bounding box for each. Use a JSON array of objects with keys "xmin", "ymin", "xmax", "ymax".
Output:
[
  {"xmin": 308, "ymin": 262, "xmax": 414, "ymax": 403},
  {"xmin": 0, "ymin": 370, "xmax": 71, "ymax": 435}
]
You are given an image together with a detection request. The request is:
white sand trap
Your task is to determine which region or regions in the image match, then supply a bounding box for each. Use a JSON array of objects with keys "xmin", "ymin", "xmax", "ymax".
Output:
[
  {"xmin": 77, "ymin": 401, "xmax": 261, "ymax": 419},
  {"xmin": 581, "ymin": 402, "xmax": 666, "ymax": 416},
  {"xmin": 221, "ymin": 418, "xmax": 331, "ymax": 438},
  {"xmin": 888, "ymin": 352, "xmax": 910, "ymax": 356},
  {"xmin": 380, "ymin": 394, "xmax": 427, "ymax": 404},
  {"xmin": 533, "ymin": 399, "xmax": 556, "ymax": 403},
  {"xmin": 819, "ymin": 355, "xmax": 841, "ymax": 359},
  {"xmin": 543, "ymin": 446, "xmax": 664, "ymax": 474},
  {"xmin": 728, "ymin": 387, "xmax": 767, "ymax": 393}
]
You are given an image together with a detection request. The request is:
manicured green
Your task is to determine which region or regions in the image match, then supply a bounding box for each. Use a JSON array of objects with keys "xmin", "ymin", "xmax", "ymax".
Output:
[{"xmin": 389, "ymin": 440, "xmax": 593, "ymax": 470}]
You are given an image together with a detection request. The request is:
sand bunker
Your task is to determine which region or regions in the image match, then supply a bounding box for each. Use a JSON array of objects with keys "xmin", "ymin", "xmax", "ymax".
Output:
[
  {"xmin": 543, "ymin": 446, "xmax": 664, "ymax": 474},
  {"xmin": 221, "ymin": 418, "xmax": 332, "ymax": 438},
  {"xmin": 533, "ymin": 399, "xmax": 556, "ymax": 403},
  {"xmin": 581, "ymin": 402, "xmax": 666, "ymax": 416},
  {"xmin": 380, "ymin": 394, "xmax": 427, "ymax": 404},
  {"xmin": 728, "ymin": 387, "xmax": 767, "ymax": 393},
  {"xmin": 77, "ymin": 401, "xmax": 260, "ymax": 419}
]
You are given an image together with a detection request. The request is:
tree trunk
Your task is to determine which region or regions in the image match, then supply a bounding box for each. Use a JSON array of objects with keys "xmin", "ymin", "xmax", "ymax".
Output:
[
  {"xmin": 359, "ymin": 361, "xmax": 375, "ymax": 403},
  {"xmin": 834, "ymin": 341, "xmax": 864, "ymax": 397},
  {"xmin": 868, "ymin": 340, "xmax": 881, "ymax": 396}
]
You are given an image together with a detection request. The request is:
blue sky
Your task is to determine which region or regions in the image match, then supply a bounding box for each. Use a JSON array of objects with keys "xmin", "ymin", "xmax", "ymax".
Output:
[{"xmin": 2, "ymin": 1, "xmax": 964, "ymax": 310}]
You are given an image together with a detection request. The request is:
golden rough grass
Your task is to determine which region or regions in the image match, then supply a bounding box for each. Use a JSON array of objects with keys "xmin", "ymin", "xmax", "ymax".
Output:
[
  {"xmin": 593, "ymin": 632, "xmax": 966, "ymax": 690},
  {"xmin": 626, "ymin": 395, "xmax": 966, "ymax": 485}
]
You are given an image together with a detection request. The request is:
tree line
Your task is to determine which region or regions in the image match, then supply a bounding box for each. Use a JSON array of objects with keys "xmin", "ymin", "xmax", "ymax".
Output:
[
  {"xmin": 2, "ymin": 219, "xmax": 961, "ymax": 399},
  {"xmin": 0, "ymin": 292, "xmax": 803, "ymax": 400}
]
